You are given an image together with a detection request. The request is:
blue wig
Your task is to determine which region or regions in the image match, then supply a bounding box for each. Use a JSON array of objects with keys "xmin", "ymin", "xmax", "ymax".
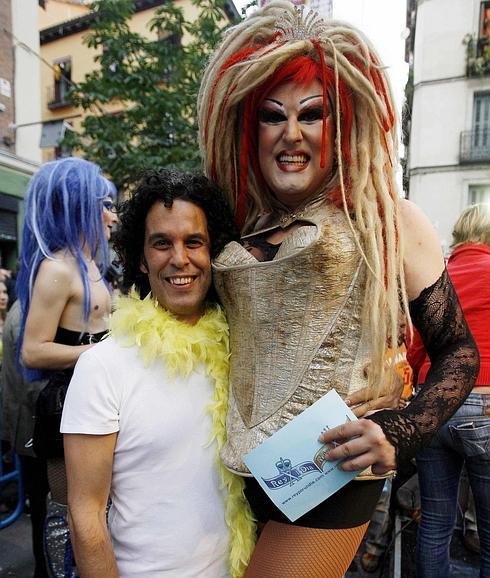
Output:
[{"xmin": 17, "ymin": 157, "xmax": 115, "ymax": 380}]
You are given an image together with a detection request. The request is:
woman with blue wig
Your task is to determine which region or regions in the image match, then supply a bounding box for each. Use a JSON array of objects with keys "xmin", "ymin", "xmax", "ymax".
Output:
[{"xmin": 17, "ymin": 156, "xmax": 117, "ymax": 578}]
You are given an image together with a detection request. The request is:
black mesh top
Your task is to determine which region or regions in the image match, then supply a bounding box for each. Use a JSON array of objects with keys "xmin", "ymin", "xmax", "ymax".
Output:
[{"xmin": 368, "ymin": 269, "xmax": 479, "ymax": 469}]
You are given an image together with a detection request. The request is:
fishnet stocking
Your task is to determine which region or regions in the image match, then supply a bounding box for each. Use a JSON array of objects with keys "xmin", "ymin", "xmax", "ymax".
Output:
[
  {"xmin": 244, "ymin": 521, "xmax": 368, "ymax": 578},
  {"xmin": 47, "ymin": 458, "xmax": 67, "ymax": 505}
]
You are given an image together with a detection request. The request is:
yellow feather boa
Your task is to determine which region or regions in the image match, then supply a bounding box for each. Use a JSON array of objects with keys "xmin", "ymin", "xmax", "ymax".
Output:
[{"xmin": 111, "ymin": 290, "xmax": 256, "ymax": 577}]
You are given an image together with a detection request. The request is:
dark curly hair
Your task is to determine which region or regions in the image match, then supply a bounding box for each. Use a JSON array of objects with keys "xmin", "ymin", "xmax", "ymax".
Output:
[{"xmin": 113, "ymin": 169, "xmax": 239, "ymax": 299}]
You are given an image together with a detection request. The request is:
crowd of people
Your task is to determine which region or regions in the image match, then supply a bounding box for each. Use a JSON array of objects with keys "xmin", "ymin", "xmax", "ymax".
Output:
[{"xmin": 0, "ymin": 3, "xmax": 489, "ymax": 578}]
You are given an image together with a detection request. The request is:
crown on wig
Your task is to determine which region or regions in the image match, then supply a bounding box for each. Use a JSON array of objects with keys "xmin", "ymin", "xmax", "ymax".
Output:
[{"xmin": 274, "ymin": 5, "xmax": 328, "ymax": 43}]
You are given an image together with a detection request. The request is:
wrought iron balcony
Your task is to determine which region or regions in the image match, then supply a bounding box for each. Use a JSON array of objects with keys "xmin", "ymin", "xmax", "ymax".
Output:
[{"xmin": 460, "ymin": 129, "xmax": 490, "ymax": 163}]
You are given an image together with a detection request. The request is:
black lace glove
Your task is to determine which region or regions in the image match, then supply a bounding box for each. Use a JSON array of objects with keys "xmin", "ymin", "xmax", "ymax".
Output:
[{"xmin": 367, "ymin": 268, "xmax": 479, "ymax": 470}]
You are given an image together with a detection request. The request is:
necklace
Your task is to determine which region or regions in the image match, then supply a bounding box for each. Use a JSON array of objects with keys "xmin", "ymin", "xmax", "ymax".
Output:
[
  {"xmin": 110, "ymin": 290, "xmax": 255, "ymax": 577},
  {"xmin": 274, "ymin": 193, "xmax": 328, "ymax": 229},
  {"xmin": 279, "ymin": 207, "xmax": 309, "ymax": 228}
]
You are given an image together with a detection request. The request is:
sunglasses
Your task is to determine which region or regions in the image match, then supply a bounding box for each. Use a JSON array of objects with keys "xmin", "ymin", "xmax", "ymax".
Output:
[{"xmin": 102, "ymin": 199, "xmax": 117, "ymax": 213}]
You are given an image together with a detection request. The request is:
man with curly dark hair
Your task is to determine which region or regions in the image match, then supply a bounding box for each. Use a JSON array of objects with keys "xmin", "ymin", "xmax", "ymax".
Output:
[
  {"xmin": 60, "ymin": 170, "xmax": 256, "ymax": 578},
  {"xmin": 113, "ymin": 169, "xmax": 239, "ymax": 298}
]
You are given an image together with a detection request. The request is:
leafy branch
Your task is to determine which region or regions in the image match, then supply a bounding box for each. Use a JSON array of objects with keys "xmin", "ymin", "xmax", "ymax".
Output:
[{"xmin": 63, "ymin": 0, "xmax": 237, "ymax": 189}]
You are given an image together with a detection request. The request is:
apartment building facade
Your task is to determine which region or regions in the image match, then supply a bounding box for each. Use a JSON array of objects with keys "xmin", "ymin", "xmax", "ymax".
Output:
[{"xmin": 407, "ymin": 0, "xmax": 490, "ymax": 251}]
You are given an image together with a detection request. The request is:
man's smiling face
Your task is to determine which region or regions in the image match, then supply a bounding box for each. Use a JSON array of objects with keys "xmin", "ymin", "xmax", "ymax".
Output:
[{"xmin": 140, "ymin": 199, "xmax": 212, "ymax": 325}]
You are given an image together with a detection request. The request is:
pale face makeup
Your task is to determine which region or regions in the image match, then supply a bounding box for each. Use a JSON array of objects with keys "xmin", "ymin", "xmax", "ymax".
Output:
[{"xmin": 257, "ymin": 79, "xmax": 335, "ymax": 210}]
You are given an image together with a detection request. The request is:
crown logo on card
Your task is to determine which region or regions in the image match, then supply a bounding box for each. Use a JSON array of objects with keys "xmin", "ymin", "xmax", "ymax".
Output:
[{"xmin": 275, "ymin": 457, "xmax": 292, "ymax": 472}]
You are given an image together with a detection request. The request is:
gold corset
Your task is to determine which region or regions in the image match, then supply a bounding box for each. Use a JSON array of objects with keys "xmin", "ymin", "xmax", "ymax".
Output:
[{"xmin": 213, "ymin": 202, "xmax": 373, "ymax": 474}]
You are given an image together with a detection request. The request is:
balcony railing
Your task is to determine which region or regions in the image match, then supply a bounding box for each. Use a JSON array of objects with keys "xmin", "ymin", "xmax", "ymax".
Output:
[{"xmin": 460, "ymin": 129, "xmax": 490, "ymax": 163}]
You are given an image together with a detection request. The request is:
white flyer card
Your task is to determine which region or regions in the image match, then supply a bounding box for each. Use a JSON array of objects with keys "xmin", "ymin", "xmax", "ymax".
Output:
[{"xmin": 243, "ymin": 389, "xmax": 362, "ymax": 522}]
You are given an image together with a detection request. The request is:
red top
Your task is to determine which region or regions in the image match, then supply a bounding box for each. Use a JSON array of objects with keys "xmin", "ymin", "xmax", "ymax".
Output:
[{"xmin": 407, "ymin": 243, "xmax": 490, "ymax": 387}]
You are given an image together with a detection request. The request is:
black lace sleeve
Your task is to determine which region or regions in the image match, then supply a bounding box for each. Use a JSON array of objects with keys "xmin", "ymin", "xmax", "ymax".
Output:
[{"xmin": 367, "ymin": 268, "xmax": 480, "ymax": 470}]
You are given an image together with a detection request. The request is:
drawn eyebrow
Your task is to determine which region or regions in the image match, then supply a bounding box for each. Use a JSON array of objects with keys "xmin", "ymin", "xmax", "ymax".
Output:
[
  {"xmin": 264, "ymin": 97, "xmax": 283, "ymax": 107},
  {"xmin": 264, "ymin": 94, "xmax": 323, "ymax": 107},
  {"xmin": 300, "ymin": 94, "xmax": 323, "ymax": 104}
]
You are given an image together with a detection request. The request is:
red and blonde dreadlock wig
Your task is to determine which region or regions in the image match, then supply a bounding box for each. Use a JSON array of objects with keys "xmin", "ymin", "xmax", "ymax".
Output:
[{"xmin": 198, "ymin": 1, "xmax": 409, "ymax": 394}]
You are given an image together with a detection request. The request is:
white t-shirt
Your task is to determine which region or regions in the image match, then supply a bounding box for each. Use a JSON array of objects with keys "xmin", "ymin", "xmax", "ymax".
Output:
[{"xmin": 61, "ymin": 337, "xmax": 230, "ymax": 578}]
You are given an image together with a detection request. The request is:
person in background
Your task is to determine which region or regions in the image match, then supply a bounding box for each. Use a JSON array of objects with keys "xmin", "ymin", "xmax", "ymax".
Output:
[
  {"xmin": 408, "ymin": 203, "xmax": 490, "ymax": 578},
  {"xmin": 2, "ymin": 300, "xmax": 49, "ymax": 577},
  {"xmin": 1, "ymin": 265, "xmax": 17, "ymax": 308},
  {"xmin": 0, "ymin": 269, "xmax": 11, "ymax": 522},
  {"xmin": 359, "ymin": 326, "xmax": 414, "ymax": 573},
  {"xmin": 0, "ymin": 279, "xmax": 9, "ymax": 359},
  {"xmin": 0, "ymin": 274, "xmax": 12, "ymax": 526},
  {"xmin": 17, "ymin": 157, "xmax": 117, "ymax": 578}
]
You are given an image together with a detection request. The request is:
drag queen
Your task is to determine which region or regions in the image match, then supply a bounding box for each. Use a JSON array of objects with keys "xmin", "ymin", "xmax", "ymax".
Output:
[{"xmin": 198, "ymin": 3, "xmax": 479, "ymax": 576}]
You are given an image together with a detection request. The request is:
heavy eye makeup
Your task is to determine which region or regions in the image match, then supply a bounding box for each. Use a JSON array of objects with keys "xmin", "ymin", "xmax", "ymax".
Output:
[
  {"xmin": 298, "ymin": 105, "xmax": 324, "ymax": 123},
  {"xmin": 258, "ymin": 108, "xmax": 287, "ymax": 124},
  {"xmin": 257, "ymin": 104, "xmax": 325, "ymax": 125}
]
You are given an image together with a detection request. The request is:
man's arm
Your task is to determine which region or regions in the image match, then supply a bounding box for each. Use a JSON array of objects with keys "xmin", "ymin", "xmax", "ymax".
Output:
[
  {"xmin": 22, "ymin": 259, "xmax": 92, "ymax": 370},
  {"xmin": 64, "ymin": 433, "xmax": 118, "ymax": 578}
]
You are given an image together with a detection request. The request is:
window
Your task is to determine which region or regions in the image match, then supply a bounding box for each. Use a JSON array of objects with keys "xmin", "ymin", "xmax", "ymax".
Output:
[
  {"xmin": 468, "ymin": 184, "xmax": 490, "ymax": 204},
  {"xmin": 54, "ymin": 143, "xmax": 72, "ymax": 159},
  {"xmin": 473, "ymin": 92, "xmax": 490, "ymax": 132},
  {"xmin": 460, "ymin": 93, "xmax": 490, "ymax": 162},
  {"xmin": 480, "ymin": 1, "xmax": 490, "ymax": 38},
  {"xmin": 54, "ymin": 121, "xmax": 73, "ymax": 158},
  {"xmin": 474, "ymin": 2, "xmax": 490, "ymax": 65},
  {"xmin": 471, "ymin": 92, "xmax": 490, "ymax": 158},
  {"xmin": 49, "ymin": 57, "xmax": 72, "ymax": 108}
]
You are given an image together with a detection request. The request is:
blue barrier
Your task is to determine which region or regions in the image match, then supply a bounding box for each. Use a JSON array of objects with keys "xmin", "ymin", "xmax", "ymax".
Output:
[{"xmin": 0, "ymin": 452, "xmax": 24, "ymax": 529}]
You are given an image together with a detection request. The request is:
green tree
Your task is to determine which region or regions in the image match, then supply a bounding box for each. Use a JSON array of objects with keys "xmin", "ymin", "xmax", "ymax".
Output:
[{"xmin": 64, "ymin": 0, "xmax": 237, "ymax": 188}]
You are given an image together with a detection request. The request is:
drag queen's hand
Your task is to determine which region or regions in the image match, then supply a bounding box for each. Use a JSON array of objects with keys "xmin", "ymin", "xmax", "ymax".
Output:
[
  {"xmin": 345, "ymin": 372, "xmax": 403, "ymax": 418},
  {"xmin": 318, "ymin": 418, "xmax": 396, "ymax": 475}
]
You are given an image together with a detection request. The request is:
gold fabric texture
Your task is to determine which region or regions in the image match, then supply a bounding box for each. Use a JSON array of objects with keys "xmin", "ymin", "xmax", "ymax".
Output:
[{"xmin": 214, "ymin": 201, "xmax": 375, "ymax": 474}]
